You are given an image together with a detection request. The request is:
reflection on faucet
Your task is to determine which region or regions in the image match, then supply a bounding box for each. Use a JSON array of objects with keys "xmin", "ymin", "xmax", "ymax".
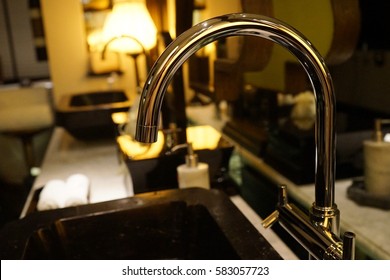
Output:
[{"xmin": 135, "ymin": 13, "xmax": 355, "ymax": 259}]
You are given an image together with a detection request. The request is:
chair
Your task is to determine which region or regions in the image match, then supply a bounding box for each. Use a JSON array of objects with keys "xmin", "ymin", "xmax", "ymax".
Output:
[
  {"xmin": 0, "ymin": 86, "xmax": 54, "ymax": 184},
  {"xmin": 213, "ymin": 0, "xmax": 274, "ymax": 104}
]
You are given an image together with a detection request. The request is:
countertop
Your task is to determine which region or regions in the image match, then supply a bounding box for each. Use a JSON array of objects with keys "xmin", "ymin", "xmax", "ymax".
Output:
[
  {"xmin": 21, "ymin": 126, "xmax": 297, "ymax": 260},
  {"xmin": 21, "ymin": 127, "xmax": 132, "ymax": 217},
  {"xmin": 21, "ymin": 104, "xmax": 390, "ymax": 260},
  {"xmin": 187, "ymin": 104, "xmax": 390, "ymax": 260}
]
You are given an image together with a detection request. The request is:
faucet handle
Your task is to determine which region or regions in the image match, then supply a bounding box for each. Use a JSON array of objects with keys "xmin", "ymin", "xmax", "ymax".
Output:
[
  {"xmin": 262, "ymin": 184, "xmax": 289, "ymax": 229},
  {"xmin": 262, "ymin": 210, "xmax": 279, "ymax": 228},
  {"xmin": 342, "ymin": 231, "xmax": 356, "ymax": 260}
]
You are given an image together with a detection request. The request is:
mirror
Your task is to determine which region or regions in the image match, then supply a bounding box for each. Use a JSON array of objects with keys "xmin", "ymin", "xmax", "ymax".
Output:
[{"xmin": 79, "ymin": 0, "xmax": 390, "ymax": 122}]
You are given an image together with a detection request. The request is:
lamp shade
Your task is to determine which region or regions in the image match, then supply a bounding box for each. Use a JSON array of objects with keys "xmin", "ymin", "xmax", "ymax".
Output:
[{"xmin": 102, "ymin": 0, "xmax": 157, "ymax": 54}]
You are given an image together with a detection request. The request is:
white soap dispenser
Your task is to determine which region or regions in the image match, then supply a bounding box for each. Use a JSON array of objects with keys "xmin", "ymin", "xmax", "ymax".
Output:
[{"xmin": 177, "ymin": 142, "xmax": 210, "ymax": 189}]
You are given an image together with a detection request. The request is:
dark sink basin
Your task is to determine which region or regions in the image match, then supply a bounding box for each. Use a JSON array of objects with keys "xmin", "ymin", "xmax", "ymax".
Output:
[
  {"xmin": 56, "ymin": 90, "xmax": 131, "ymax": 140},
  {"xmin": 0, "ymin": 188, "xmax": 281, "ymax": 260},
  {"xmin": 69, "ymin": 91, "xmax": 129, "ymax": 107}
]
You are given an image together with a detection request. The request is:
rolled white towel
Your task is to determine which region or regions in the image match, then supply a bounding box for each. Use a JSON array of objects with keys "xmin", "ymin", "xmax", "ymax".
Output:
[
  {"xmin": 64, "ymin": 173, "xmax": 90, "ymax": 207},
  {"xmin": 37, "ymin": 179, "xmax": 67, "ymax": 211}
]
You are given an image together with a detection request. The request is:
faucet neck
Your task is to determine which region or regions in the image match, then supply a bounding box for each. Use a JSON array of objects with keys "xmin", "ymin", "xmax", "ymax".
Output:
[{"xmin": 136, "ymin": 13, "xmax": 336, "ymax": 209}]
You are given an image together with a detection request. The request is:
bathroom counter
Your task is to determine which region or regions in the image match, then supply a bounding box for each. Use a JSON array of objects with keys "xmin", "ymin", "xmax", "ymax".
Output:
[
  {"xmin": 20, "ymin": 126, "xmax": 297, "ymax": 260},
  {"xmin": 186, "ymin": 104, "xmax": 390, "ymax": 260}
]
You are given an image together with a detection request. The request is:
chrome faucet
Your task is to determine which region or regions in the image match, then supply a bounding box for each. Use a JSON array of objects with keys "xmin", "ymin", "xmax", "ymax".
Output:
[{"xmin": 135, "ymin": 13, "xmax": 355, "ymax": 259}]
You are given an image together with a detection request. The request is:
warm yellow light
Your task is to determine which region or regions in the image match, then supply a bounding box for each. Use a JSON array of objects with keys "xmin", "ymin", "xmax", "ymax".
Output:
[
  {"xmin": 117, "ymin": 125, "xmax": 223, "ymax": 160},
  {"xmin": 102, "ymin": 0, "xmax": 157, "ymax": 54},
  {"xmin": 186, "ymin": 125, "xmax": 221, "ymax": 150},
  {"xmin": 117, "ymin": 131, "xmax": 165, "ymax": 160}
]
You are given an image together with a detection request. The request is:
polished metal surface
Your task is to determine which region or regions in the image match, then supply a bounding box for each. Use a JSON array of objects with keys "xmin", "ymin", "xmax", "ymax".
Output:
[
  {"xmin": 135, "ymin": 13, "xmax": 354, "ymax": 259},
  {"xmin": 266, "ymin": 185, "xmax": 354, "ymax": 260}
]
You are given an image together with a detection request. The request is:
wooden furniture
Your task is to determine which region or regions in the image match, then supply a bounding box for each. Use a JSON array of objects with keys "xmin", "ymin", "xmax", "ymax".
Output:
[{"xmin": 213, "ymin": 0, "xmax": 274, "ymax": 103}]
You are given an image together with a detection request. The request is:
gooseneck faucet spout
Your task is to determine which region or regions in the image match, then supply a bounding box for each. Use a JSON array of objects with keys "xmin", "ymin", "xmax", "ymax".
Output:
[{"xmin": 135, "ymin": 13, "xmax": 354, "ymax": 259}]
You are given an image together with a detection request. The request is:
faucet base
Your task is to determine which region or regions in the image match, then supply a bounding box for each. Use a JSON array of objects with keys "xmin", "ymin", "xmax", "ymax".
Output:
[
  {"xmin": 310, "ymin": 203, "xmax": 341, "ymax": 235},
  {"xmin": 263, "ymin": 185, "xmax": 350, "ymax": 260}
]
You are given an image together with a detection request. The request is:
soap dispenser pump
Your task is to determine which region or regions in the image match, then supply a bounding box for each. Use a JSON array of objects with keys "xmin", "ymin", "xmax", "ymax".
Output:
[{"xmin": 177, "ymin": 142, "xmax": 210, "ymax": 189}]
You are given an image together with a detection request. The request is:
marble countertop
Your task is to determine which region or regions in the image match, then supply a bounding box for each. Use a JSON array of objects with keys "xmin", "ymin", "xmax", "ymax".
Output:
[
  {"xmin": 21, "ymin": 126, "xmax": 297, "ymax": 260},
  {"xmin": 186, "ymin": 104, "xmax": 390, "ymax": 260}
]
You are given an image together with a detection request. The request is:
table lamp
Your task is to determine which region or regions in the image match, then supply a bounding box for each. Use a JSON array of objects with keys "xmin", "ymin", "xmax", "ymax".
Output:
[{"xmin": 101, "ymin": 0, "xmax": 157, "ymax": 89}]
